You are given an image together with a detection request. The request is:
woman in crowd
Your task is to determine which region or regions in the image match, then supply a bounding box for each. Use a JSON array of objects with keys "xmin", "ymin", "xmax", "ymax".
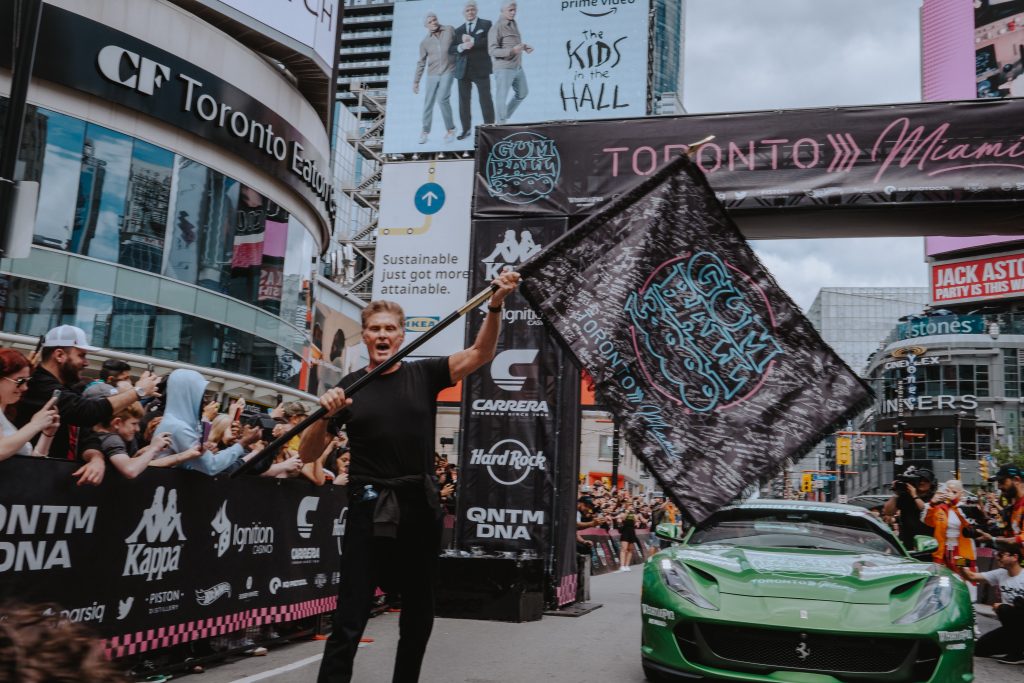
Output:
[
  {"xmin": 924, "ymin": 480, "xmax": 978, "ymax": 588},
  {"xmin": 616, "ymin": 506, "xmax": 639, "ymax": 572},
  {"xmin": 0, "ymin": 348, "xmax": 60, "ymax": 460}
]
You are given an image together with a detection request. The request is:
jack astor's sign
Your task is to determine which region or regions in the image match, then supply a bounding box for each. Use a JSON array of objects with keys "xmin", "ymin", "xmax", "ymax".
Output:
[
  {"xmin": 0, "ymin": 1, "xmax": 335, "ymax": 231},
  {"xmin": 474, "ymin": 98, "xmax": 1024, "ymax": 217}
]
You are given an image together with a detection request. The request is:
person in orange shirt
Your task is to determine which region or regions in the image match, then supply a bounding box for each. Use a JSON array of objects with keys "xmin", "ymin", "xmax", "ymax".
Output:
[{"xmin": 923, "ymin": 480, "xmax": 977, "ymax": 577}]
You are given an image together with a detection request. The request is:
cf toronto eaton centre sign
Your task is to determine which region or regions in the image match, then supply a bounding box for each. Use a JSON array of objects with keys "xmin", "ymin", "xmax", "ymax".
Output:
[{"xmin": 0, "ymin": 2, "xmax": 336, "ymax": 228}]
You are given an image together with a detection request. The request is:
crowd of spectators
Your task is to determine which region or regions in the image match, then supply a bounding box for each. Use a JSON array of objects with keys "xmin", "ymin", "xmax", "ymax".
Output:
[
  {"xmin": 575, "ymin": 481, "xmax": 680, "ymax": 568},
  {"xmin": 0, "ymin": 324, "xmax": 353, "ymax": 487}
]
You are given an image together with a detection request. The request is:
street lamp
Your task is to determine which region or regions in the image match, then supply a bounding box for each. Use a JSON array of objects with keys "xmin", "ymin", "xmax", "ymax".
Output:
[{"xmin": 955, "ymin": 411, "xmax": 964, "ymax": 481}]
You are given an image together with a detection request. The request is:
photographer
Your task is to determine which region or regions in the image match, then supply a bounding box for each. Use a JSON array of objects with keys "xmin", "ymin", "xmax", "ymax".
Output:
[{"xmin": 882, "ymin": 466, "xmax": 936, "ymax": 549}]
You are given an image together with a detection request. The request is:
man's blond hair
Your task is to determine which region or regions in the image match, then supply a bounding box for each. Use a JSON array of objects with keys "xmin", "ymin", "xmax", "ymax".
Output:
[{"xmin": 361, "ymin": 300, "xmax": 405, "ymax": 329}]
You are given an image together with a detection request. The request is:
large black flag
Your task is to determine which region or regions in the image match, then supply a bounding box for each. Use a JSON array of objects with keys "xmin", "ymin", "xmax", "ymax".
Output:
[{"xmin": 518, "ymin": 154, "xmax": 873, "ymax": 523}]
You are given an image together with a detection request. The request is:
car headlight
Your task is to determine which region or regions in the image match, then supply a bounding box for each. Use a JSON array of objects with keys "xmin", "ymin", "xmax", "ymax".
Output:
[
  {"xmin": 660, "ymin": 559, "xmax": 717, "ymax": 610},
  {"xmin": 894, "ymin": 575, "xmax": 952, "ymax": 624}
]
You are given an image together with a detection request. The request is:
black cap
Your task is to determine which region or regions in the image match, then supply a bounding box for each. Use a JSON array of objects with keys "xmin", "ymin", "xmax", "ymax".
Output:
[
  {"xmin": 995, "ymin": 539, "xmax": 1022, "ymax": 556},
  {"xmin": 915, "ymin": 468, "xmax": 936, "ymax": 483},
  {"xmin": 991, "ymin": 464, "xmax": 1022, "ymax": 483}
]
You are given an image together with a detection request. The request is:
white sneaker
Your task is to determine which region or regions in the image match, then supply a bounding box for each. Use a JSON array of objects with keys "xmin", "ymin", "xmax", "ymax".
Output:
[
  {"xmin": 419, "ymin": 132, "xmax": 428, "ymax": 144},
  {"xmin": 618, "ymin": 565, "xmax": 631, "ymax": 572},
  {"xmin": 444, "ymin": 131, "xmax": 454, "ymax": 143}
]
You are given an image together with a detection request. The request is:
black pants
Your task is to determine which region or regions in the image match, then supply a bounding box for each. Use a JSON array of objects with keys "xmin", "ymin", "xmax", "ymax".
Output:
[
  {"xmin": 457, "ymin": 76, "xmax": 494, "ymax": 133},
  {"xmin": 976, "ymin": 625, "xmax": 1024, "ymax": 657},
  {"xmin": 317, "ymin": 494, "xmax": 441, "ymax": 683}
]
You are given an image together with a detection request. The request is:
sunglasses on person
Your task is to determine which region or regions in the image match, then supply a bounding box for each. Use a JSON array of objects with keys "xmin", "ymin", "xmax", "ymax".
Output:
[{"xmin": 2, "ymin": 376, "xmax": 30, "ymax": 387}]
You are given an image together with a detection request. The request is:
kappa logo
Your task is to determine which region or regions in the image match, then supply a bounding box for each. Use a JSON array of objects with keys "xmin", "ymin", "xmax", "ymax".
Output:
[
  {"xmin": 481, "ymin": 229, "xmax": 542, "ymax": 279},
  {"xmin": 96, "ymin": 45, "xmax": 171, "ymax": 96},
  {"xmin": 297, "ymin": 497, "xmax": 319, "ymax": 539},
  {"xmin": 123, "ymin": 486, "xmax": 186, "ymax": 581},
  {"xmin": 490, "ymin": 349, "xmax": 538, "ymax": 391},
  {"xmin": 468, "ymin": 439, "xmax": 547, "ymax": 485}
]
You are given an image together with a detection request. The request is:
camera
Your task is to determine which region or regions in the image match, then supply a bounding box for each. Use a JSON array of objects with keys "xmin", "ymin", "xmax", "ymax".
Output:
[
  {"xmin": 891, "ymin": 466, "xmax": 924, "ymax": 493},
  {"xmin": 242, "ymin": 414, "xmax": 280, "ymax": 442}
]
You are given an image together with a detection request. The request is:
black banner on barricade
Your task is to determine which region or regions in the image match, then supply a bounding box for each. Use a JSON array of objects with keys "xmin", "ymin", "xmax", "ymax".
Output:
[
  {"xmin": 0, "ymin": 458, "xmax": 346, "ymax": 657},
  {"xmin": 474, "ymin": 98, "xmax": 1024, "ymax": 219},
  {"xmin": 455, "ymin": 218, "xmax": 580, "ymax": 605}
]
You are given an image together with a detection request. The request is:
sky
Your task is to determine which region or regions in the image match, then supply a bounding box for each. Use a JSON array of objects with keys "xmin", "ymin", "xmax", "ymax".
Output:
[{"xmin": 683, "ymin": 0, "xmax": 929, "ymax": 311}]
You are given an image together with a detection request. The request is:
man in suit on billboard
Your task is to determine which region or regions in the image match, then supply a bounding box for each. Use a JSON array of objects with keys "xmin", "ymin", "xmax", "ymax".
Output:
[{"xmin": 449, "ymin": 1, "xmax": 494, "ymax": 140}]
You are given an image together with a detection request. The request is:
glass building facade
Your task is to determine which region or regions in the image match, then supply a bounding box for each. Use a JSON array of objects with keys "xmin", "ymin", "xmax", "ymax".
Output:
[
  {"xmin": 805, "ymin": 287, "xmax": 931, "ymax": 375},
  {"xmin": 0, "ymin": 100, "xmax": 318, "ymax": 389}
]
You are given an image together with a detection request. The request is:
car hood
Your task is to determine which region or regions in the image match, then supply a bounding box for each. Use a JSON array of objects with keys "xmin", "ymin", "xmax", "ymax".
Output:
[{"xmin": 665, "ymin": 545, "xmax": 941, "ymax": 605}]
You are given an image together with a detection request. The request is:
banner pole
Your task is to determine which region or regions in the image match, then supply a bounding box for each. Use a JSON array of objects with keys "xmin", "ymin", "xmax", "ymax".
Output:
[{"xmin": 230, "ymin": 284, "xmax": 499, "ymax": 478}]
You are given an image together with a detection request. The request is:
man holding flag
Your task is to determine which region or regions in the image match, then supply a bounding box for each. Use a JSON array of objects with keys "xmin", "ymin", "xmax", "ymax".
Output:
[{"xmin": 305, "ymin": 270, "xmax": 519, "ymax": 683}]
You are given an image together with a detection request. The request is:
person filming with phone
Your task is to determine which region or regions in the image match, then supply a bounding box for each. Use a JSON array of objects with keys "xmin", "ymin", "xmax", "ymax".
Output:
[
  {"xmin": 882, "ymin": 465, "xmax": 936, "ymax": 549},
  {"xmin": 0, "ymin": 348, "xmax": 60, "ymax": 460}
]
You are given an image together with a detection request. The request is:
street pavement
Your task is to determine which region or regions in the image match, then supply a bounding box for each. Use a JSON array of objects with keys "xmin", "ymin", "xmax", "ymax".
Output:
[{"xmin": 194, "ymin": 568, "xmax": 1019, "ymax": 683}]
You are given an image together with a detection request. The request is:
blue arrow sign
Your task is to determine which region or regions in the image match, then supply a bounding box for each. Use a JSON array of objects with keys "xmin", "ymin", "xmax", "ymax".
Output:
[{"xmin": 414, "ymin": 182, "xmax": 445, "ymax": 215}]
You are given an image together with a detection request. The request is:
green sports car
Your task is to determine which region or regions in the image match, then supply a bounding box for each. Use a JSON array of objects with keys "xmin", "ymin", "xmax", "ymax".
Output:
[{"xmin": 641, "ymin": 500, "xmax": 974, "ymax": 682}]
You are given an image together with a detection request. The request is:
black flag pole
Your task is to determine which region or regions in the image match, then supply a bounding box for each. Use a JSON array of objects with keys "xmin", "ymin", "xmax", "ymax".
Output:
[{"xmin": 230, "ymin": 283, "xmax": 499, "ymax": 478}]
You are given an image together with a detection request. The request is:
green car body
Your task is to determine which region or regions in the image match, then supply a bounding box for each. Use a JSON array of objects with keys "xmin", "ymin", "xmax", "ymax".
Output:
[{"xmin": 641, "ymin": 500, "xmax": 975, "ymax": 682}]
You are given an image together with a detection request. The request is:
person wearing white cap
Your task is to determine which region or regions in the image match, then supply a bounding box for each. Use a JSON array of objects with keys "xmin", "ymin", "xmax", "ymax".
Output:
[{"xmin": 14, "ymin": 325, "xmax": 160, "ymax": 482}]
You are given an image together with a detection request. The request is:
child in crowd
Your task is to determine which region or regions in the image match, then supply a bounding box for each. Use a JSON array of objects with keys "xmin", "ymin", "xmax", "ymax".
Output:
[{"xmin": 91, "ymin": 403, "xmax": 201, "ymax": 478}]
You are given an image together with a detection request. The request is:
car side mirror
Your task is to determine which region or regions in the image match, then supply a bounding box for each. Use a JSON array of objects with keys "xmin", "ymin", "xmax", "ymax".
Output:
[
  {"xmin": 655, "ymin": 522, "xmax": 682, "ymax": 543},
  {"xmin": 909, "ymin": 535, "xmax": 938, "ymax": 561}
]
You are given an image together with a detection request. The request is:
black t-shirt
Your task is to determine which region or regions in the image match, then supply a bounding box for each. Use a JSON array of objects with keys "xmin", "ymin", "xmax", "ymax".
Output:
[
  {"xmin": 334, "ymin": 357, "xmax": 452, "ymax": 481},
  {"xmin": 897, "ymin": 489, "xmax": 934, "ymax": 543}
]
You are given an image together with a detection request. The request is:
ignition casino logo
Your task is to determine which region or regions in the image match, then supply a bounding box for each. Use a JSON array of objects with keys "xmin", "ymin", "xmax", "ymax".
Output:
[
  {"xmin": 623, "ymin": 251, "xmax": 783, "ymax": 413},
  {"xmin": 485, "ymin": 132, "xmax": 561, "ymax": 205}
]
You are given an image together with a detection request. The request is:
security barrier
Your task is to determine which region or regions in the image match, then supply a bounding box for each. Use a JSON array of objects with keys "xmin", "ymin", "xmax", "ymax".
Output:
[{"xmin": 0, "ymin": 457, "xmax": 346, "ymax": 657}]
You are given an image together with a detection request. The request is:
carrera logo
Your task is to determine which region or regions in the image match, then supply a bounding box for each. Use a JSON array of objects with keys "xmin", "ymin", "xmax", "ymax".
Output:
[
  {"xmin": 471, "ymin": 399, "xmax": 549, "ymax": 417},
  {"xmin": 468, "ymin": 439, "xmax": 546, "ymax": 486},
  {"xmin": 97, "ymin": 45, "xmax": 171, "ymax": 95},
  {"xmin": 491, "ymin": 349, "xmax": 538, "ymax": 391}
]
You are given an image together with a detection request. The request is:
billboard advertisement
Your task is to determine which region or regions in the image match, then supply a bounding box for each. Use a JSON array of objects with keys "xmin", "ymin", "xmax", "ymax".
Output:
[
  {"xmin": 931, "ymin": 249, "xmax": 1024, "ymax": 304},
  {"xmin": 921, "ymin": 0, "xmax": 1024, "ymax": 257},
  {"xmin": 373, "ymin": 160, "xmax": 474, "ymax": 357},
  {"xmin": 926, "ymin": 235, "xmax": 1024, "ymax": 258},
  {"xmin": 187, "ymin": 0, "xmax": 341, "ymax": 71},
  {"xmin": 382, "ymin": 0, "xmax": 650, "ymax": 154}
]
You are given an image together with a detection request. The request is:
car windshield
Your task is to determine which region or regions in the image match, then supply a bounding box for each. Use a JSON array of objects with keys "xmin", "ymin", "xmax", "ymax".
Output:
[{"xmin": 689, "ymin": 509, "xmax": 902, "ymax": 555}]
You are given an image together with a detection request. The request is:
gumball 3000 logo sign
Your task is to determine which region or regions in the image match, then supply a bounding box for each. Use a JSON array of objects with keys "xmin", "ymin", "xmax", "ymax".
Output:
[{"xmin": 485, "ymin": 132, "xmax": 561, "ymax": 205}]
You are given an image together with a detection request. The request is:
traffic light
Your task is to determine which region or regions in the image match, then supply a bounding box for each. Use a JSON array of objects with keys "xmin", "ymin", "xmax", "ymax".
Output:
[
  {"xmin": 836, "ymin": 437, "xmax": 852, "ymax": 466},
  {"xmin": 800, "ymin": 473, "xmax": 813, "ymax": 493},
  {"xmin": 980, "ymin": 459, "xmax": 989, "ymax": 481}
]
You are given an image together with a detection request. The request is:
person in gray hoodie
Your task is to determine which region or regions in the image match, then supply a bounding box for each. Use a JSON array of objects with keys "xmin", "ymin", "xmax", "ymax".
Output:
[{"xmin": 159, "ymin": 369, "xmax": 260, "ymax": 475}]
